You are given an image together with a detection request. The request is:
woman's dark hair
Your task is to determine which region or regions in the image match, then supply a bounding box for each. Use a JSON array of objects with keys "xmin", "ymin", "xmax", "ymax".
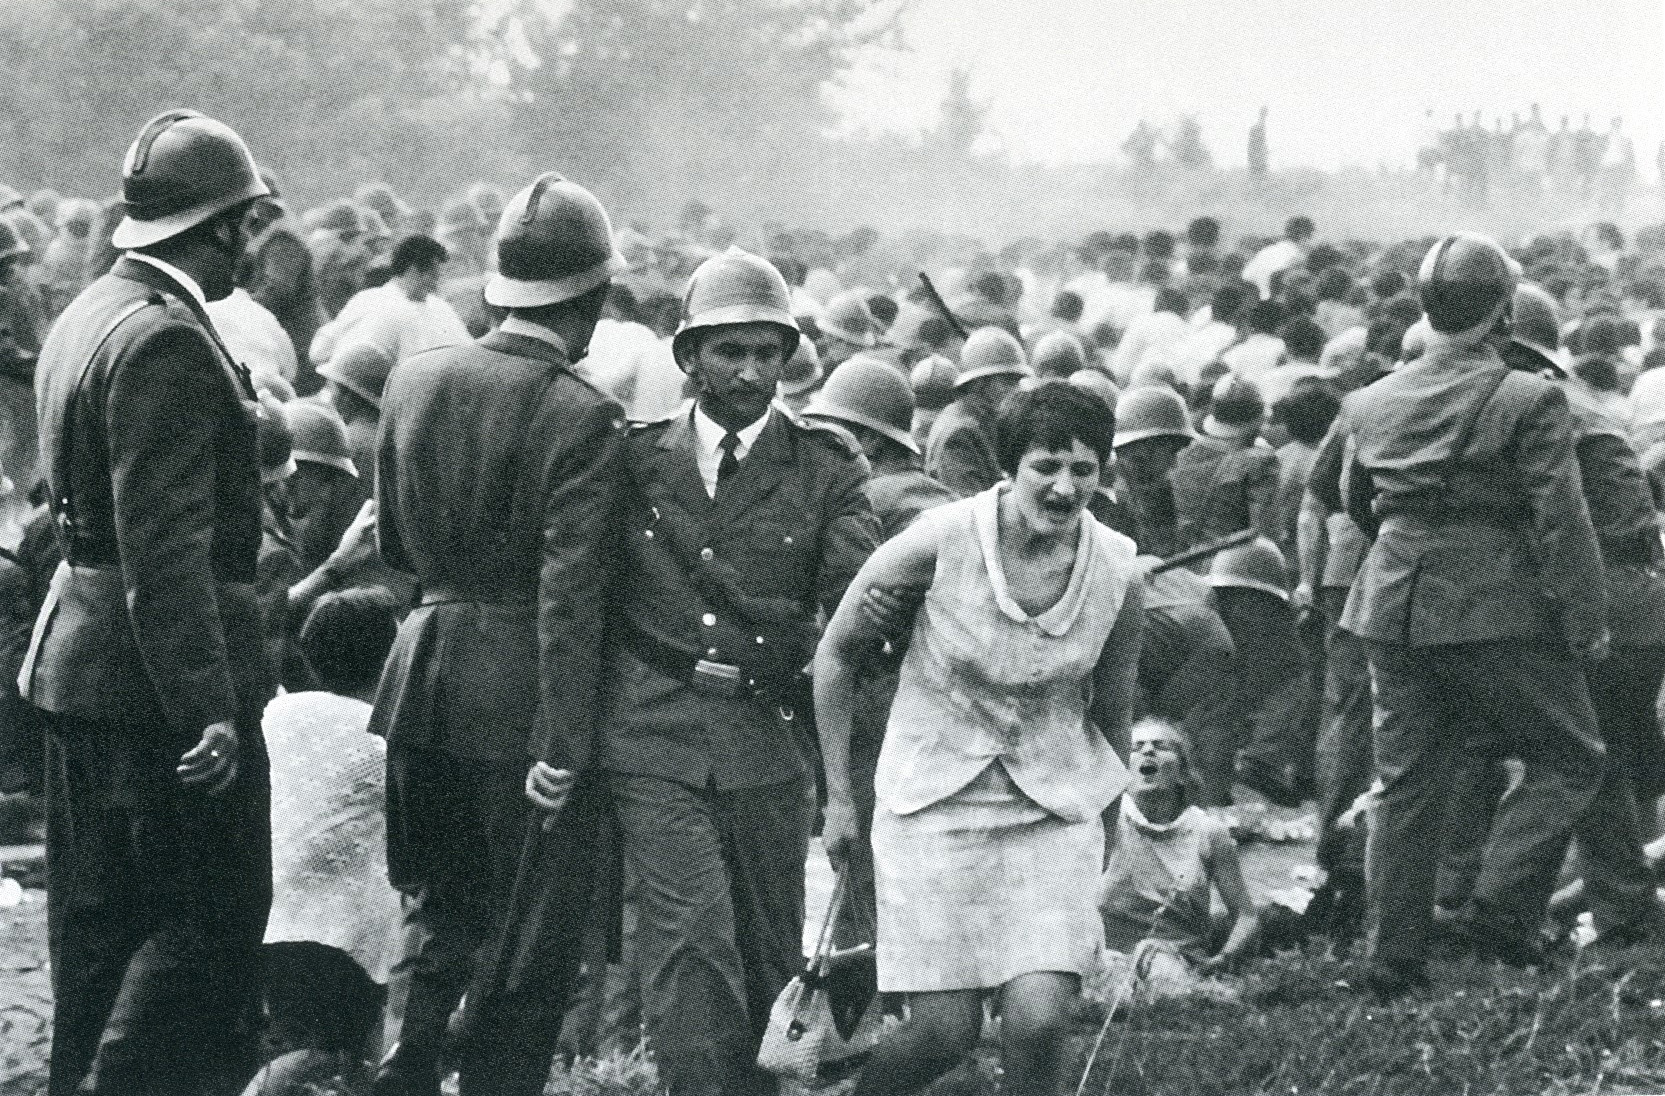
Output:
[
  {"xmin": 299, "ymin": 586, "xmax": 399, "ymax": 695},
  {"xmin": 1280, "ymin": 315, "xmax": 1327, "ymax": 362},
  {"xmin": 260, "ymin": 941, "xmax": 384, "ymax": 1056},
  {"xmin": 1154, "ymin": 287, "xmax": 1188, "ymax": 316},
  {"xmin": 1573, "ymin": 355, "xmax": 1621, "ymax": 393},
  {"xmin": 1315, "ymin": 267, "xmax": 1352, "ymax": 302},
  {"xmin": 1272, "ymin": 383, "xmax": 1342, "ymax": 445},
  {"xmin": 994, "ymin": 382, "xmax": 1115, "ymax": 476},
  {"xmin": 1246, "ymin": 300, "xmax": 1286, "ymax": 336},
  {"xmin": 388, "ymin": 234, "xmax": 448, "ymax": 276}
]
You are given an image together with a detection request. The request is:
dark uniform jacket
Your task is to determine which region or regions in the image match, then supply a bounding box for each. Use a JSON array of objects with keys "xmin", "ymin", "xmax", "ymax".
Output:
[
  {"xmin": 603, "ymin": 404, "xmax": 878, "ymax": 789},
  {"xmin": 924, "ymin": 398, "xmax": 1000, "ymax": 499},
  {"xmin": 1171, "ymin": 434, "xmax": 1280, "ymax": 549},
  {"xmin": 1564, "ymin": 387, "xmax": 1665, "ymax": 647},
  {"xmin": 20, "ymin": 257, "xmax": 269, "ymax": 769},
  {"xmin": 1309, "ymin": 339, "xmax": 1605, "ymax": 649},
  {"xmin": 369, "ymin": 329, "xmax": 623, "ymax": 770}
]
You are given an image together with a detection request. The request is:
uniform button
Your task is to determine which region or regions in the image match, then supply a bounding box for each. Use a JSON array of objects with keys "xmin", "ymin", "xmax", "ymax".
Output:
[
  {"xmin": 707, "ymin": 647, "xmax": 720, "ymax": 658},
  {"xmin": 644, "ymin": 529, "xmax": 655, "ymax": 539},
  {"xmin": 783, "ymin": 535, "xmax": 794, "ymax": 546},
  {"xmin": 700, "ymin": 547, "xmax": 714, "ymax": 562},
  {"xmin": 702, "ymin": 612, "xmax": 717, "ymax": 627},
  {"xmin": 756, "ymin": 636, "xmax": 766, "ymax": 644}
]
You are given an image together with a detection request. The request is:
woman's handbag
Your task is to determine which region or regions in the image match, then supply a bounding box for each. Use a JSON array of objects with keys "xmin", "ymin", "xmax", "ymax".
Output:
[{"xmin": 756, "ymin": 873, "xmax": 881, "ymax": 1084}]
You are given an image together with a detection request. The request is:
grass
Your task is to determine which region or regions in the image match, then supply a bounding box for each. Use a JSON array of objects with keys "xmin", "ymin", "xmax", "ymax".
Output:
[
  {"xmin": 1074, "ymin": 941, "xmax": 1665, "ymax": 1096},
  {"xmin": 538, "ymin": 941, "xmax": 1665, "ymax": 1096}
]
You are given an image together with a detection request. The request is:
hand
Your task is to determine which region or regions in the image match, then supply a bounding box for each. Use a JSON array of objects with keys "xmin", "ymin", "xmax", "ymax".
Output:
[
  {"xmin": 525, "ymin": 762, "xmax": 576, "ymax": 828},
  {"xmin": 821, "ymin": 795, "xmax": 859, "ymax": 866},
  {"xmin": 860, "ymin": 583, "xmax": 927, "ymax": 641},
  {"xmin": 1198, "ymin": 952, "xmax": 1237, "ymax": 976},
  {"xmin": 326, "ymin": 500, "xmax": 379, "ymax": 576},
  {"xmin": 178, "ymin": 720, "xmax": 239, "ymax": 795},
  {"xmin": 1291, "ymin": 582, "xmax": 1315, "ymax": 615}
]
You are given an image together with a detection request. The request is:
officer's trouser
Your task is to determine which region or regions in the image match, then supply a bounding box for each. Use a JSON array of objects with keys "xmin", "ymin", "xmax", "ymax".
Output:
[
  {"xmin": 1314, "ymin": 589, "xmax": 1374, "ymax": 874},
  {"xmin": 1436, "ymin": 644, "xmax": 1663, "ymax": 934},
  {"xmin": 44, "ymin": 709, "xmax": 270, "ymax": 1096},
  {"xmin": 611, "ymin": 774, "xmax": 813, "ymax": 1096},
  {"xmin": 1365, "ymin": 638, "xmax": 1603, "ymax": 971},
  {"xmin": 384, "ymin": 747, "xmax": 599, "ymax": 1096}
]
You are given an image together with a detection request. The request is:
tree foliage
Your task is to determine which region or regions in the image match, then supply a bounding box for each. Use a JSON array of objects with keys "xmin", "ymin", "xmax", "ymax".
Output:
[
  {"xmin": 501, "ymin": 0, "xmax": 905, "ymax": 221},
  {"xmin": 0, "ymin": 0, "xmax": 488, "ymax": 203}
]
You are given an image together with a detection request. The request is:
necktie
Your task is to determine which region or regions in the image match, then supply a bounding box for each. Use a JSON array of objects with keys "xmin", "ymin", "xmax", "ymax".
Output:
[{"xmin": 717, "ymin": 432, "xmax": 741, "ymax": 487}]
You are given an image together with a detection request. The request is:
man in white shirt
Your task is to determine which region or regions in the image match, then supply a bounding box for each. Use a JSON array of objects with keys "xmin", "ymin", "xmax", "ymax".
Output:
[
  {"xmin": 308, "ymin": 234, "xmax": 468, "ymax": 369},
  {"xmin": 1243, "ymin": 216, "xmax": 1314, "ymax": 300}
]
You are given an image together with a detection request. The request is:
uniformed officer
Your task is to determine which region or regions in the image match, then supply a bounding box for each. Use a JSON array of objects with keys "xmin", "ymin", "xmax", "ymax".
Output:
[
  {"xmin": 924, "ymin": 326, "xmax": 1031, "ymax": 498},
  {"xmin": 21, "ymin": 109, "xmax": 274, "ymax": 1096},
  {"xmin": 1170, "ymin": 373, "xmax": 1280, "ymax": 551},
  {"xmin": 1110, "ymin": 385, "xmax": 1192, "ymax": 557},
  {"xmin": 604, "ymin": 247, "xmax": 878, "ymax": 1096},
  {"xmin": 1308, "ymin": 233, "xmax": 1608, "ymax": 998},
  {"xmin": 1434, "ymin": 284, "xmax": 1665, "ymax": 947},
  {"xmin": 369, "ymin": 172, "xmax": 626, "ymax": 1096}
]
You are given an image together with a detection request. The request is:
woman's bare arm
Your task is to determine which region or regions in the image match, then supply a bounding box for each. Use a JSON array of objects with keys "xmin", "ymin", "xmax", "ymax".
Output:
[{"xmin": 813, "ymin": 516, "xmax": 941, "ymax": 862}]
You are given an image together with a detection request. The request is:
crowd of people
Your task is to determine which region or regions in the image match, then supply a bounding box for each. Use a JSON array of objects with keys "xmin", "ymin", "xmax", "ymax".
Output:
[
  {"xmin": 1416, "ymin": 105, "xmax": 1643, "ymax": 212},
  {"xmin": 4, "ymin": 107, "xmax": 1665, "ymax": 1096}
]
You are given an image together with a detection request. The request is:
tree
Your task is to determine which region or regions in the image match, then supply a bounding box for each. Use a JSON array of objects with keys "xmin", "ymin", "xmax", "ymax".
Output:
[
  {"xmin": 932, "ymin": 67, "xmax": 985, "ymax": 160},
  {"xmin": 501, "ymin": 0, "xmax": 905, "ymax": 221},
  {"xmin": 0, "ymin": 0, "xmax": 483, "ymax": 202}
]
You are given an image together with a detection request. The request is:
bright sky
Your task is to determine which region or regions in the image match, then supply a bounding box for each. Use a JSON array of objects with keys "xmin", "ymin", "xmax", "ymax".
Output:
[{"xmin": 830, "ymin": 0, "xmax": 1665, "ymax": 175}]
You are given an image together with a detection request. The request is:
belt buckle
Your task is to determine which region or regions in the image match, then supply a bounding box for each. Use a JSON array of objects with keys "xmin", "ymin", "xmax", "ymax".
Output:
[{"xmin": 692, "ymin": 658, "xmax": 744, "ymax": 698}]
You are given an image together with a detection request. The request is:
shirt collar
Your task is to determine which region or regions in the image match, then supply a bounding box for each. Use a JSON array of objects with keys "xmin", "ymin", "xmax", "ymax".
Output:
[
  {"xmin": 692, "ymin": 401, "xmax": 770, "ymax": 456},
  {"xmin": 497, "ymin": 316, "xmax": 571, "ymax": 358},
  {"xmin": 125, "ymin": 252, "xmax": 208, "ymax": 311}
]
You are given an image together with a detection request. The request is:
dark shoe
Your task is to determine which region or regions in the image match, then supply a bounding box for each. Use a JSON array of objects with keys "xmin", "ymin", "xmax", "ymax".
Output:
[
  {"xmin": 1234, "ymin": 759, "xmax": 1304, "ymax": 808},
  {"xmin": 1358, "ymin": 961, "xmax": 1430, "ymax": 1003}
]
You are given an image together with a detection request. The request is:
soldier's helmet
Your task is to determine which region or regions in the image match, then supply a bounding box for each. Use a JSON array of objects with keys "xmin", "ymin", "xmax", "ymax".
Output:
[
  {"xmin": 1208, "ymin": 537, "xmax": 1291, "ymax": 600},
  {"xmin": 821, "ymin": 290, "xmax": 879, "ymax": 348},
  {"xmin": 1511, "ymin": 283, "xmax": 1562, "ymax": 359},
  {"xmin": 283, "ymin": 401, "xmax": 358, "ymax": 478},
  {"xmin": 777, "ymin": 337, "xmax": 823, "ymax": 399},
  {"xmin": 485, "ymin": 172, "xmax": 623, "ymax": 309},
  {"xmin": 110, "ymin": 110, "xmax": 269, "ymax": 250},
  {"xmin": 673, "ymin": 247, "xmax": 801, "ymax": 365},
  {"xmin": 1113, "ymin": 385, "xmax": 1193, "ymax": 449},
  {"xmin": 803, "ymin": 356, "xmax": 919, "ymax": 454},
  {"xmin": 953, "ymin": 327, "xmax": 1030, "ymax": 388},
  {"xmin": 1418, "ymin": 232, "xmax": 1519, "ymax": 338},
  {"xmin": 1033, "ymin": 330, "xmax": 1088, "ymax": 378},
  {"xmin": 319, "ymin": 343, "xmax": 395, "ymax": 410}
]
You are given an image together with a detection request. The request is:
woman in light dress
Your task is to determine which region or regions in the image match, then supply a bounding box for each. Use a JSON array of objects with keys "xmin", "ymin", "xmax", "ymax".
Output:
[
  {"xmin": 1095, "ymin": 718, "xmax": 1259, "ymax": 1005},
  {"xmin": 816, "ymin": 383, "xmax": 1145, "ymax": 1096}
]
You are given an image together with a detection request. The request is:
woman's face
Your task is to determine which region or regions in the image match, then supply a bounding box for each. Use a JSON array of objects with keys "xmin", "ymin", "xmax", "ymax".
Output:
[
  {"xmin": 1010, "ymin": 439, "xmax": 1101, "ymax": 536},
  {"xmin": 1130, "ymin": 724, "xmax": 1189, "ymax": 795}
]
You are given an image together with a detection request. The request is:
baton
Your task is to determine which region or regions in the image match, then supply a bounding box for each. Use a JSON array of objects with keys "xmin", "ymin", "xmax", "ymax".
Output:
[
  {"xmin": 1147, "ymin": 528, "xmax": 1257, "ymax": 574},
  {"xmin": 917, "ymin": 272, "xmax": 970, "ymax": 342}
]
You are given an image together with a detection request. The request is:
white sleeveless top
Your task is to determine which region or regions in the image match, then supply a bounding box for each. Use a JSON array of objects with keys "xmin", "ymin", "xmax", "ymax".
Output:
[{"xmin": 875, "ymin": 485, "xmax": 1137, "ymax": 822}]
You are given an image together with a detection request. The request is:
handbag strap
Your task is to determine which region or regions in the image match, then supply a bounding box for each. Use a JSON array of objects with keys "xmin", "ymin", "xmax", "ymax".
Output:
[{"xmin": 807, "ymin": 872, "xmax": 847, "ymax": 979}]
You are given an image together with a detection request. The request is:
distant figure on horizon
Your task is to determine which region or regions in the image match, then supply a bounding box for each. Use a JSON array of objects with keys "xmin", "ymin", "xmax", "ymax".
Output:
[{"xmin": 1248, "ymin": 107, "xmax": 1269, "ymax": 181}]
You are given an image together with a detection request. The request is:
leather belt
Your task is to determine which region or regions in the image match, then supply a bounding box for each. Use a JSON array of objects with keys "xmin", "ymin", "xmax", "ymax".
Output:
[{"xmin": 623, "ymin": 625, "xmax": 767, "ymax": 702}]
